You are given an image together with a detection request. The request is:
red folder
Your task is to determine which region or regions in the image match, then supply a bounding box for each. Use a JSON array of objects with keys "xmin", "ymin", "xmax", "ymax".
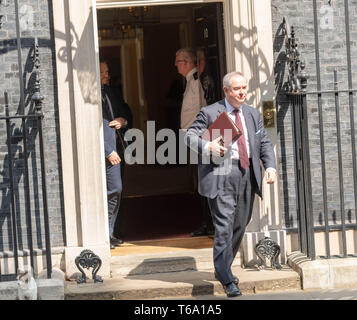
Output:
[{"xmin": 201, "ymin": 111, "xmax": 241, "ymax": 147}]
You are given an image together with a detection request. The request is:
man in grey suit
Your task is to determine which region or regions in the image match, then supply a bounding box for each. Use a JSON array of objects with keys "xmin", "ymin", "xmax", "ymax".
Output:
[{"xmin": 185, "ymin": 72, "xmax": 276, "ymax": 297}]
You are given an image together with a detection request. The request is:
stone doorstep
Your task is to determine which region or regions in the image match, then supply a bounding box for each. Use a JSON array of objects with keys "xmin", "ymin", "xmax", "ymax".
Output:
[
  {"xmin": 287, "ymin": 252, "xmax": 357, "ymax": 290},
  {"xmin": 64, "ymin": 265, "xmax": 301, "ymax": 300},
  {"xmin": 110, "ymin": 248, "xmax": 241, "ymax": 277}
]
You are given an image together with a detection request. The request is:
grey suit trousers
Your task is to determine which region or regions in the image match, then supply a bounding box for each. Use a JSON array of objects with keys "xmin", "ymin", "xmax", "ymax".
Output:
[{"xmin": 208, "ymin": 160, "xmax": 256, "ymax": 285}]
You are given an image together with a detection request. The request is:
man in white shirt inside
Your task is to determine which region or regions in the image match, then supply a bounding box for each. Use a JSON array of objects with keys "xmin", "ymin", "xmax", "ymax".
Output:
[
  {"xmin": 175, "ymin": 48, "xmax": 214, "ymax": 237},
  {"xmin": 175, "ymin": 48, "xmax": 207, "ymax": 129}
]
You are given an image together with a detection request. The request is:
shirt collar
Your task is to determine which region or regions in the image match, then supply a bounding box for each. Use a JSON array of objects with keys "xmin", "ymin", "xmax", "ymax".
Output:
[
  {"xmin": 225, "ymin": 98, "xmax": 243, "ymax": 113},
  {"xmin": 186, "ymin": 67, "xmax": 197, "ymax": 80}
]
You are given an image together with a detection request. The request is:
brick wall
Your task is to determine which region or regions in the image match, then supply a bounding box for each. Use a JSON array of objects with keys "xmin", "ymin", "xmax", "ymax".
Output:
[
  {"xmin": 0, "ymin": 0, "xmax": 65, "ymax": 251},
  {"xmin": 2, "ymin": 0, "xmax": 356, "ymax": 250},
  {"xmin": 272, "ymin": 0, "xmax": 357, "ymax": 229}
]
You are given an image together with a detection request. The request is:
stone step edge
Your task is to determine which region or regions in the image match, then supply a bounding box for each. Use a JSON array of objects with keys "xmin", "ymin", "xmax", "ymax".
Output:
[{"xmin": 64, "ymin": 274, "xmax": 301, "ymax": 300}]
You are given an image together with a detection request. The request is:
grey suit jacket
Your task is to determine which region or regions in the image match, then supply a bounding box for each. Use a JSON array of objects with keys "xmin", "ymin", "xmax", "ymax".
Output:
[{"xmin": 185, "ymin": 99, "xmax": 276, "ymax": 199}]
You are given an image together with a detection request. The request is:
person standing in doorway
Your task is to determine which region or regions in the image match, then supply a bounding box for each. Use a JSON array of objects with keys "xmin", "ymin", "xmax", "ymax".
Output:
[
  {"xmin": 188, "ymin": 46, "xmax": 219, "ymax": 237},
  {"xmin": 100, "ymin": 60, "xmax": 131, "ymax": 249},
  {"xmin": 105, "ymin": 72, "xmax": 133, "ymax": 242},
  {"xmin": 175, "ymin": 48, "xmax": 206, "ymax": 130},
  {"xmin": 175, "ymin": 48, "xmax": 212, "ymax": 237},
  {"xmin": 185, "ymin": 71, "xmax": 277, "ymax": 297}
]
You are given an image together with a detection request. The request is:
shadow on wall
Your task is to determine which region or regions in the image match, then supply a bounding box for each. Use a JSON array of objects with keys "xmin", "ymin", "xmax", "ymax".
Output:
[
  {"xmin": 0, "ymin": 44, "xmax": 45, "ymax": 252},
  {"xmin": 55, "ymin": 4, "xmax": 99, "ymax": 105},
  {"xmin": 232, "ymin": 25, "xmax": 273, "ymax": 108},
  {"xmin": 0, "ymin": 0, "xmax": 66, "ymax": 252},
  {"xmin": 232, "ymin": 23, "xmax": 290, "ymax": 231},
  {"xmin": 232, "ymin": 21, "xmax": 297, "ymax": 229},
  {"xmin": 274, "ymin": 21, "xmax": 296, "ymax": 229}
]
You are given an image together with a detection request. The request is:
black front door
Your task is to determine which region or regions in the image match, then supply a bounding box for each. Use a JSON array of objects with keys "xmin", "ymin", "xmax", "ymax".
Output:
[{"xmin": 193, "ymin": 3, "xmax": 226, "ymax": 103}]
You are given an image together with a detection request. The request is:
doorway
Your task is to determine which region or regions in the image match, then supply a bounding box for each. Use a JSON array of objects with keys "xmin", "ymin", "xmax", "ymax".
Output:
[{"xmin": 97, "ymin": 2, "xmax": 226, "ymax": 241}]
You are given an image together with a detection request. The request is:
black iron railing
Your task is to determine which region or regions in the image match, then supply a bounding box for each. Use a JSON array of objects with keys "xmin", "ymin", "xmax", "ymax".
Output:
[
  {"xmin": 283, "ymin": 4, "xmax": 357, "ymax": 260},
  {"xmin": 0, "ymin": 0, "xmax": 51, "ymax": 282}
]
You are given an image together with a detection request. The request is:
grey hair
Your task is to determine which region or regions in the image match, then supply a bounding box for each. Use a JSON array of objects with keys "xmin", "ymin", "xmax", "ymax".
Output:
[
  {"xmin": 223, "ymin": 72, "xmax": 246, "ymax": 88},
  {"xmin": 176, "ymin": 48, "xmax": 197, "ymax": 65}
]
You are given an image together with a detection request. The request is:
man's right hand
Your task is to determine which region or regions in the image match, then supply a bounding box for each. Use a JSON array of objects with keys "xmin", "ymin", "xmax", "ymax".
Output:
[
  {"xmin": 109, "ymin": 117, "xmax": 127, "ymax": 130},
  {"xmin": 107, "ymin": 151, "xmax": 121, "ymax": 166},
  {"xmin": 209, "ymin": 136, "xmax": 227, "ymax": 157}
]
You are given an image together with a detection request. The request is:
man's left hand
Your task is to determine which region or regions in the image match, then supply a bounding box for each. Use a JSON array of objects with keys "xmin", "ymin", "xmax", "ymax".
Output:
[
  {"xmin": 107, "ymin": 151, "xmax": 121, "ymax": 166},
  {"xmin": 266, "ymin": 170, "xmax": 276, "ymax": 184},
  {"xmin": 109, "ymin": 117, "xmax": 127, "ymax": 130}
]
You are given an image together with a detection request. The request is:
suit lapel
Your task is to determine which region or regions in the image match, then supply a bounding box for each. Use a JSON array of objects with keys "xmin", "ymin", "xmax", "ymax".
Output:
[
  {"xmin": 216, "ymin": 99, "xmax": 227, "ymax": 116},
  {"xmin": 241, "ymin": 104, "xmax": 255, "ymax": 149}
]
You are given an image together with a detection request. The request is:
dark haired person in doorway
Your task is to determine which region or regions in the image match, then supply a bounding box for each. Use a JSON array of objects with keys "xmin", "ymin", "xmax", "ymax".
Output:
[
  {"xmin": 104, "ymin": 65, "xmax": 133, "ymax": 242},
  {"xmin": 100, "ymin": 60, "xmax": 132, "ymax": 249},
  {"xmin": 185, "ymin": 72, "xmax": 276, "ymax": 297}
]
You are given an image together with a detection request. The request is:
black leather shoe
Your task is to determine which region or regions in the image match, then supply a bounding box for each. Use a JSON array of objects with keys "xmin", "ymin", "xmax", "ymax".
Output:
[
  {"xmin": 190, "ymin": 225, "xmax": 208, "ymax": 237},
  {"xmin": 110, "ymin": 236, "xmax": 123, "ymax": 246},
  {"xmin": 214, "ymin": 272, "xmax": 239, "ymax": 285},
  {"xmin": 224, "ymin": 282, "xmax": 242, "ymax": 298}
]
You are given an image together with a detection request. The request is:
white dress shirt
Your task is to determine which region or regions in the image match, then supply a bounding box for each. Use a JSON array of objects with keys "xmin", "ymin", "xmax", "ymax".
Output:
[
  {"xmin": 225, "ymin": 99, "xmax": 250, "ymax": 160},
  {"xmin": 181, "ymin": 68, "xmax": 207, "ymax": 130}
]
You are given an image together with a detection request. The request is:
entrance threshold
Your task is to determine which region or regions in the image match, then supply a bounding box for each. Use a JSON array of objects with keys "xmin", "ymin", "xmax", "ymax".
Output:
[{"xmin": 111, "ymin": 236, "xmax": 213, "ymax": 256}]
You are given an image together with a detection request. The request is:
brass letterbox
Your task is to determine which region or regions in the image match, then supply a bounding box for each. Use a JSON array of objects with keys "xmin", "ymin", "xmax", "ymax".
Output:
[{"xmin": 263, "ymin": 101, "xmax": 275, "ymax": 128}]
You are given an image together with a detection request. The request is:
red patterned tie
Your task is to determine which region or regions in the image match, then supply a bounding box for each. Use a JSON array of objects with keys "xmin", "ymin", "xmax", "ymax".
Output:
[{"xmin": 234, "ymin": 109, "xmax": 250, "ymax": 169}]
